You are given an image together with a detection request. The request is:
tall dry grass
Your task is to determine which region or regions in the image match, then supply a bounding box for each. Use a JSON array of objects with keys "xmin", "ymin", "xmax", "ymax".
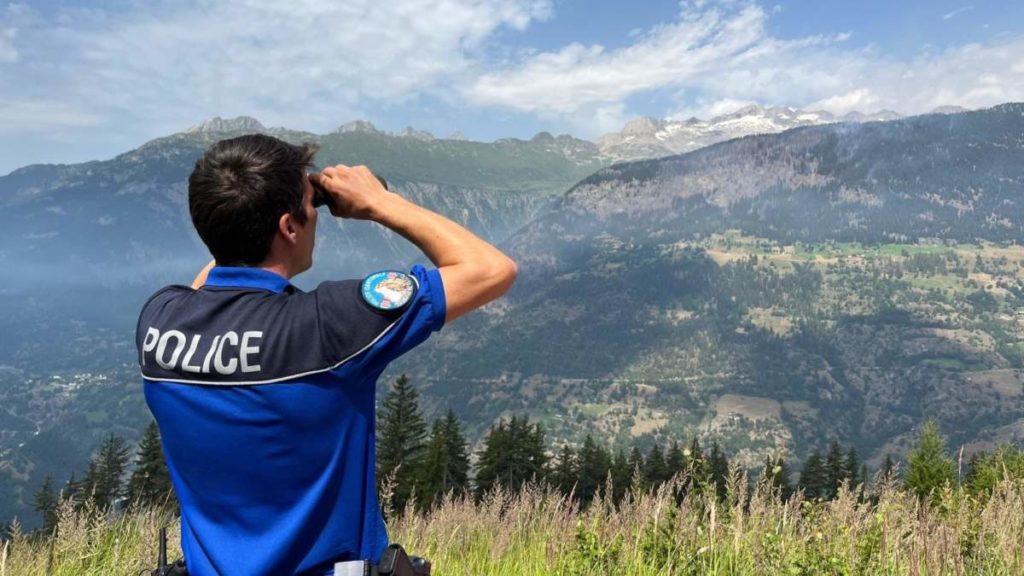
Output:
[
  {"xmin": 3, "ymin": 474, "xmax": 1023, "ymax": 575},
  {"xmin": 1, "ymin": 498, "xmax": 179, "ymax": 576},
  {"xmin": 388, "ymin": 473, "xmax": 1024, "ymax": 575}
]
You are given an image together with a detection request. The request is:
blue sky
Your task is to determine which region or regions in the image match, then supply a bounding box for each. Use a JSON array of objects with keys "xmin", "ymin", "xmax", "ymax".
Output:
[{"xmin": 1, "ymin": 0, "xmax": 1022, "ymax": 174}]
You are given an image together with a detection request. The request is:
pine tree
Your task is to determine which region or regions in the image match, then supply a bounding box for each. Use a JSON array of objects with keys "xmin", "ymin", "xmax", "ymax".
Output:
[
  {"xmin": 964, "ymin": 451, "xmax": 985, "ymax": 490},
  {"xmin": 880, "ymin": 454, "xmax": 897, "ymax": 480},
  {"xmin": 685, "ymin": 437, "xmax": 710, "ymax": 492},
  {"xmin": 709, "ymin": 441, "xmax": 730, "ymax": 501},
  {"xmin": 825, "ymin": 440, "xmax": 845, "ymax": 498},
  {"xmin": 844, "ymin": 446, "xmax": 861, "ymax": 487},
  {"xmin": 376, "ymin": 374, "xmax": 428, "ymax": 511},
  {"xmin": 760, "ymin": 456, "xmax": 793, "ymax": 501},
  {"xmin": 519, "ymin": 417, "xmax": 548, "ymax": 487},
  {"xmin": 799, "ymin": 450, "xmax": 827, "ymax": 499},
  {"xmin": 643, "ymin": 443, "xmax": 667, "ymax": 489},
  {"xmin": 419, "ymin": 410, "xmax": 470, "ymax": 507},
  {"xmin": 474, "ymin": 419, "xmax": 510, "ymax": 498},
  {"xmin": 80, "ymin": 459, "xmax": 102, "ymax": 507},
  {"xmin": 904, "ymin": 419, "xmax": 955, "ymax": 503},
  {"xmin": 126, "ymin": 421, "xmax": 174, "ymax": 509},
  {"xmin": 85, "ymin": 434, "xmax": 131, "ymax": 511},
  {"xmin": 576, "ymin": 435, "xmax": 611, "ymax": 504},
  {"xmin": 625, "ymin": 446, "xmax": 645, "ymax": 495},
  {"xmin": 474, "ymin": 416, "xmax": 547, "ymax": 499},
  {"xmin": 687, "ymin": 437, "xmax": 705, "ymax": 464},
  {"xmin": 627, "ymin": 446, "xmax": 645, "ymax": 476},
  {"xmin": 665, "ymin": 440, "xmax": 685, "ymax": 481},
  {"xmin": 610, "ymin": 449, "xmax": 632, "ymax": 503},
  {"xmin": 32, "ymin": 475, "xmax": 58, "ymax": 534},
  {"xmin": 420, "ymin": 419, "xmax": 448, "ymax": 506},
  {"xmin": 777, "ymin": 456, "xmax": 795, "ymax": 501},
  {"xmin": 440, "ymin": 410, "xmax": 470, "ymax": 495},
  {"xmin": 549, "ymin": 444, "xmax": 578, "ymax": 497},
  {"xmin": 965, "ymin": 446, "xmax": 1024, "ymax": 497}
]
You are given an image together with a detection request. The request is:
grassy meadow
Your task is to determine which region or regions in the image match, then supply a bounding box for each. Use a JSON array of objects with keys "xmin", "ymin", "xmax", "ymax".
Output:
[{"xmin": 4, "ymin": 473, "xmax": 1024, "ymax": 575}]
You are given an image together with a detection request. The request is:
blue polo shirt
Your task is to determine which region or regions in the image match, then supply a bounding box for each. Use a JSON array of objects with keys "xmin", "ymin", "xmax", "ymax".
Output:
[{"xmin": 136, "ymin": 265, "xmax": 445, "ymax": 575}]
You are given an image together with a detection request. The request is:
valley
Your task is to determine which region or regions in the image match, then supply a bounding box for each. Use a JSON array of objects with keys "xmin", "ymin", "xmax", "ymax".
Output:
[{"xmin": 3, "ymin": 104, "xmax": 1024, "ymax": 527}]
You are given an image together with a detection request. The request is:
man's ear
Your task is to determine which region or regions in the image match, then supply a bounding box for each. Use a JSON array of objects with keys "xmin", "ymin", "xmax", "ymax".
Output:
[{"xmin": 278, "ymin": 213, "xmax": 298, "ymax": 244}]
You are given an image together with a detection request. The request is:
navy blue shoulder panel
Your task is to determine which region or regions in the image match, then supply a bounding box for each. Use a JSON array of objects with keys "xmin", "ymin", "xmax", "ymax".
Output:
[{"xmin": 136, "ymin": 281, "xmax": 399, "ymax": 385}]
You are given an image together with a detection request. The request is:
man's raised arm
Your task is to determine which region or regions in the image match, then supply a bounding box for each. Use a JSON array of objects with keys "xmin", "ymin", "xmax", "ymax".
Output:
[{"xmin": 310, "ymin": 165, "xmax": 517, "ymax": 323}]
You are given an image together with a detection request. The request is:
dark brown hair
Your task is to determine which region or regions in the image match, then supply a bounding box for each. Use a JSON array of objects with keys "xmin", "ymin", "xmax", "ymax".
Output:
[{"xmin": 188, "ymin": 134, "xmax": 318, "ymax": 266}]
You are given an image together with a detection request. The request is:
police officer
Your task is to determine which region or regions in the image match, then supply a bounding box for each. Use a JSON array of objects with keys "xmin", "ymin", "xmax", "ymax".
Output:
[{"xmin": 136, "ymin": 134, "xmax": 516, "ymax": 575}]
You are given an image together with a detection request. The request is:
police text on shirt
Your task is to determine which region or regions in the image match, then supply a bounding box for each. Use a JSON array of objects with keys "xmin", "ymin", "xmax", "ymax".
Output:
[{"xmin": 141, "ymin": 327, "xmax": 263, "ymax": 375}]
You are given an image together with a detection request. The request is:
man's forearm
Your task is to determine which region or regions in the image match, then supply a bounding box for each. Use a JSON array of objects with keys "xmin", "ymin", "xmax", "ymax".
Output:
[
  {"xmin": 370, "ymin": 192, "xmax": 516, "ymax": 322},
  {"xmin": 310, "ymin": 164, "xmax": 516, "ymax": 322},
  {"xmin": 370, "ymin": 192, "xmax": 505, "ymax": 268}
]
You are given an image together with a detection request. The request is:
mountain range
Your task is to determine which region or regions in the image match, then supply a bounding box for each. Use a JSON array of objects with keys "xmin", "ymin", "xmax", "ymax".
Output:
[
  {"xmin": 0, "ymin": 116, "xmax": 605, "ymax": 290},
  {"xmin": 182, "ymin": 103, "xmax": 963, "ymax": 166},
  {"xmin": 1, "ymin": 102, "xmax": 1020, "ymax": 528}
]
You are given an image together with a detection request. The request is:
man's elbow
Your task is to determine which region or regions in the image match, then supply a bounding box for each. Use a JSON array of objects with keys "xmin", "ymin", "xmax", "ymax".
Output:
[{"xmin": 489, "ymin": 255, "xmax": 517, "ymax": 297}]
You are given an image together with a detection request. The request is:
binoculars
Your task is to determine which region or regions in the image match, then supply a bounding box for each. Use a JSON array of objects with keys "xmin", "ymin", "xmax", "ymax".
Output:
[{"xmin": 310, "ymin": 173, "xmax": 389, "ymax": 209}]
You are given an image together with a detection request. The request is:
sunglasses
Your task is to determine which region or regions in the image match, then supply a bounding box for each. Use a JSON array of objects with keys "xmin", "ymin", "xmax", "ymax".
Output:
[{"xmin": 307, "ymin": 166, "xmax": 389, "ymax": 208}]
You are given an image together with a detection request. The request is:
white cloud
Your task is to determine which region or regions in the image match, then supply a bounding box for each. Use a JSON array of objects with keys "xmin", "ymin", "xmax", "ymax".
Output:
[
  {"xmin": 0, "ymin": 0, "xmax": 551, "ymax": 135},
  {"xmin": 590, "ymin": 103, "xmax": 630, "ymax": 135},
  {"xmin": 808, "ymin": 89, "xmax": 879, "ymax": 115},
  {"xmin": 943, "ymin": 5, "xmax": 974, "ymax": 20},
  {"xmin": 668, "ymin": 97, "xmax": 756, "ymax": 120},
  {"xmin": 462, "ymin": 2, "xmax": 863, "ymax": 127},
  {"xmin": 877, "ymin": 39, "xmax": 1024, "ymax": 113},
  {"xmin": 467, "ymin": 4, "xmax": 768, "ymax": 114},
  {"xmin": 0, "ymin": 25, "xmax": 16, "ymax": 62},
  {"xmin": 0, "ymin": 100, "xmax": 104, "ymax": 132},
  {"xmin": 2, "ymin": 0, "xmax": 1023, "ymax": 167},
  {"xmin": 464, "ymin": 1, "xmax": 1024, "ymax": 130},
  {"xmin": 0, "ymin": 3, "xmax": 31, "ymax": 63}
]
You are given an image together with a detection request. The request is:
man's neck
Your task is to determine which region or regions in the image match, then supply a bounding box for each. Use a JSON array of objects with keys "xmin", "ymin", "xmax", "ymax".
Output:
[{"xmin": 257, "ymin": 262, "xmax": 293, "ymax": 280}]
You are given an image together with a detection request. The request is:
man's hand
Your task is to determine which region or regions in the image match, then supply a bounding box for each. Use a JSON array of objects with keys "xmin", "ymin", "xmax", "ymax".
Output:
[{"xmin": 308, "ymin": 165, "xmax": 390, "ymax": 220}]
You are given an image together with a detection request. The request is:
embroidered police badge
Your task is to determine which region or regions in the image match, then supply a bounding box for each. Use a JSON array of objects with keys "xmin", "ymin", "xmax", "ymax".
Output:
[{"xmin": 361, "ymin": 270, "xmax": 417, "ymax": 311}]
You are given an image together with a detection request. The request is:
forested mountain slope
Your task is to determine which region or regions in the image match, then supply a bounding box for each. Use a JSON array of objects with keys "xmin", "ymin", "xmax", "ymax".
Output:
[{"xmin": 400, "ymin": 104, "xmax": 1024, "ymax": 469}]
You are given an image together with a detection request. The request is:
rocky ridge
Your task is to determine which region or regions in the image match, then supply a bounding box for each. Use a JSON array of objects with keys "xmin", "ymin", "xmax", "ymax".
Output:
[
  {"xmin": 181, "ymin": 105, "xmax": 971, "ymax": 168},
  {"xmin": 596, "ymin": 105, "xmax": 969, "ymax": 161}
]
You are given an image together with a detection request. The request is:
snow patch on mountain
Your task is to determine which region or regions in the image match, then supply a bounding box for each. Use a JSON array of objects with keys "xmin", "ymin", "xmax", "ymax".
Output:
[{"xmin": 597, "ymin": 105, "xmax": 906, "ymax": 162}]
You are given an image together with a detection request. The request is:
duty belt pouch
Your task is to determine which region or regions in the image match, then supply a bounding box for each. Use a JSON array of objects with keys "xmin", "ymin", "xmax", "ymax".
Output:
[{"xmin": 334, "ymin": 544, "xmax": 431, "ymax": 576}]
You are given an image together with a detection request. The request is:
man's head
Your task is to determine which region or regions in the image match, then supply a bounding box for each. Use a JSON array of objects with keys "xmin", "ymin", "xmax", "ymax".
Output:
[{"xmin": 188, "ymin": 135, "xmax": 319, "ymax": 274}]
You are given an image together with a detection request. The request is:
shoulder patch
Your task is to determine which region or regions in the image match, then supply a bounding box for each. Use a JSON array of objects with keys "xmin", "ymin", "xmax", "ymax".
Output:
[{"xmin": 361, "ymin": 270, "xmax": 418, "ymax": 312}]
